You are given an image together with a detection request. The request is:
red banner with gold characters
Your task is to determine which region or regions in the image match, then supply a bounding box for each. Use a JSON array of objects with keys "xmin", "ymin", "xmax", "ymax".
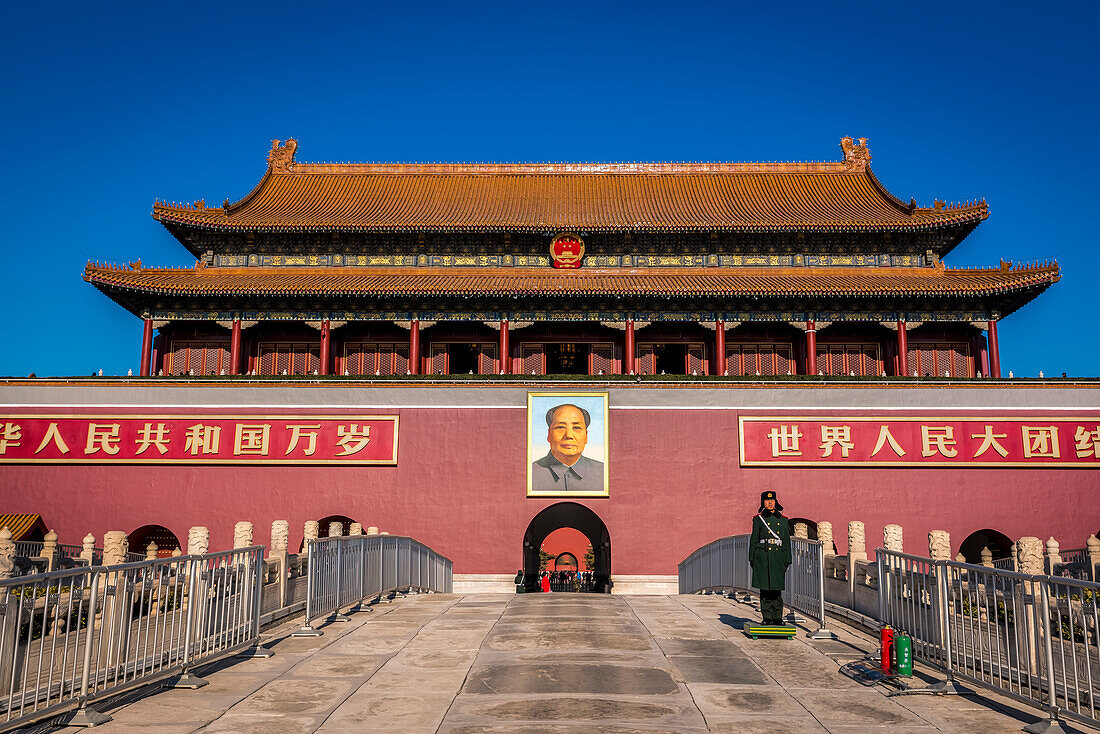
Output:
[
  {"xmin": 0, "ymin": 413, "xmax": 398, "ymax": 464},
  {"xmin": 739, "ymin": 416, "xmax": 1100, "ymax": 467}
]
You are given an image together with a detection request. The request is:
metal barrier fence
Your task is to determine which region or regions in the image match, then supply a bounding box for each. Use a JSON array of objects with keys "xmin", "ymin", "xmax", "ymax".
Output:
[
  {"xmin": 0, "ymin": 546, "xmax": 266, "ymax": 732},
  {"xmin": 294, "ymin": 535, "xmax": 452, "ymax": 637},
  {"xmin": 878, "ymin": 548, "xmax": 1100, "ymax": 732},
  {"xmin": 678, "ymin": 534, "xmax": 835, "ymax": 640},
  {"xmin": 1054, "ymin": 548, "xmax": 1097, "ymax": 581}
]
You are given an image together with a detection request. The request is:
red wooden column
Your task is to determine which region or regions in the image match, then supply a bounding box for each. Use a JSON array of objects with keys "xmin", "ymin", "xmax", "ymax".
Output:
[
  {"xmin": 987, "ymin": 319, "xmax": 1001, "ymax": 378},
  {"xmin": 229, "ymin": 318, "xmax": 242, "ymax": 375},
  {"xmin": 319, "ymin": 319, "xmax": 331, "ymax": 375},
  {"xmin": 804, "ymin": 320, "xmax": 817, "ymax": 375},
  {"xmin": 499, "ymin": 319, "xmax": 509, "ymax": 374},
  {"xmin": 625, "ymin": 319, "xmax": 635, "ymax": 375},
  {"xmin": 139, "ymin": 318, "xmax": 153, "ymax": 376},
  {"xmin": 409, "ymin": 319, "xmax": 421, "ymax": 375},
  {"xmin": 714, "ymin": 320, "xmax": 726, "ymax": 376},
  {"xmin": 896, "ymin": 319, "xmax": 909, "ymax": 377}
]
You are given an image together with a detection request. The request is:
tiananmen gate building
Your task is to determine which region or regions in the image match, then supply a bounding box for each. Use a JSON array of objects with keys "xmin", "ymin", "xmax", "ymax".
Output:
[{"xmin": 3, "ymin": 137, "xmax": 1096, "ymax": 592}]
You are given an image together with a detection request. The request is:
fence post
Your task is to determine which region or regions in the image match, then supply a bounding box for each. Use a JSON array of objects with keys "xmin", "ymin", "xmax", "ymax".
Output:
[
  {"xmin": 1017, "ymin": 537, "xmax": 1044, "ymax": 675},
  {"xmin": 327, "ymin": 539, "xmax": 351, "ymax": 622},
  {"xmin": 165, "ymin": 556, "xmax": 209, "ymax": 688},
  {"xmin": 293, "ymin": 539, "xmax": 324, "ymax": 637},
  {"xmin": 928, "ymin": 556, "xmax": 962, "ymax": 694},
  {"xmin": 101, "ymin": 531, "xmax": 129, "ymax": 674},
  {"xmin": 1022, "ymin": 578, "xmax": 1067, "ymax": 734},
  {"xmin": 237, "ymin": 546, "xmax": 275, "ymax": 659},
  {"xmin": 809, "ymin": 541, "xmax": 838, "ymax": 640},
  {"xmin": 350, "ymin": 537, "xmax": 371, "ymax": 613},
  {"xmin": 927, "ymin": 530, "xmax": 950, "ymax": 659},
  {"xmin": 61, "ymin": 569, "xmax": 113, "ymax": 727}
]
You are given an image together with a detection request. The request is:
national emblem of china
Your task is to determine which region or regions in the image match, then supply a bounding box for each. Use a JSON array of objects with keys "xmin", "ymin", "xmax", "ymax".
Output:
[{"xmin": 550, "ymin": 233, "xmax": 585, "ymax": 269}]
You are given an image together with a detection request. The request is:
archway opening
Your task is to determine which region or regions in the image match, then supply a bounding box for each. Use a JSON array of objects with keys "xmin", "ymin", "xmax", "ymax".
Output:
[
  {"xmin": 959, "ymin": 528, "xmax": 1013, "ymax": 564},
  {"xmin": 554, "ymin": 553, "xmax": 578, "ymax": 572},
  {"xmin": 318, "ymin": 515, "xmax": 357, "ymax": 538},
  {"xmin": 128, "ymin": 524, "xmax": 181, "ymax": 558},
  {"xmin": 523, "ymin": 502, "xmax": 610, "ymax": 593}
]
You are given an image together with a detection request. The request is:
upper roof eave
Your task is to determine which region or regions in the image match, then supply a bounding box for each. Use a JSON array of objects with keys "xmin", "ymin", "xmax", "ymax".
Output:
[{"xmin": 83, "ymin": 261, "xmax": 1059, "ymax": 303}]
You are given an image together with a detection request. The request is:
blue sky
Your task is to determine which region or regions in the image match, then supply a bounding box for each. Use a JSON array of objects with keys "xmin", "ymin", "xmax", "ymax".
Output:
[{"xmin": 0, "ymin": 2, "xmax": 1095, "ymax": 377}]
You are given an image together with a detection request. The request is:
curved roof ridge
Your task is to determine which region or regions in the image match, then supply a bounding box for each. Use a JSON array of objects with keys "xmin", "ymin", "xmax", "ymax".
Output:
[{"xmin": 286, "ymin": 160, "xmax": 851, "ymax": 175}]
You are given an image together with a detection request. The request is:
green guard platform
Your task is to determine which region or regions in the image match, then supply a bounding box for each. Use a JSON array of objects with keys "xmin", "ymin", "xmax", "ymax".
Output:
[{"xmin": 743, "ymin": 623, "xmax": 797, "ymax": 639}]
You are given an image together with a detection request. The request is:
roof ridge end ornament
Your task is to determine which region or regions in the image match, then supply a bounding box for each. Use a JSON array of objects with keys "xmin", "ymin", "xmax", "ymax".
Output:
[
  {"xmin": 268, "ymin": 138, "xmax": 298, "ymax": 173},
  {"xmin": 840, "ymin": 136, "xmax": 871, "ymax": 172}
]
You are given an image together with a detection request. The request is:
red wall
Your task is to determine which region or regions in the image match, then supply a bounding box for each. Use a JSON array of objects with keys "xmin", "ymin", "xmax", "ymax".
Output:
[{"xmin": 4, "ymin": 405, "xmax": 1098, "ymax": 574}]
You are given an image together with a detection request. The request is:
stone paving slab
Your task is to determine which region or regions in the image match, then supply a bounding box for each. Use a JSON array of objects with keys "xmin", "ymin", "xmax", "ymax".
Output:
[{"xmin": 41, "ymin": 592, "xmax": 1100, "ymax": 734}]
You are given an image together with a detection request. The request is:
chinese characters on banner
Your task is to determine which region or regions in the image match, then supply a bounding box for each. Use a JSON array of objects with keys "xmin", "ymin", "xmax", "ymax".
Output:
[
  {"xmin": 0, "ymin": 414, "xmax": 398, "ymax": 464},
  {"xmin": 739, "ymin": 417, "xmax": 1100, "ymax": 467}
]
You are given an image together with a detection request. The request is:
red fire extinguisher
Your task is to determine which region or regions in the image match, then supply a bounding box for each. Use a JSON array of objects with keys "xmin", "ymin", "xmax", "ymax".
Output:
[{"xmin": 880, "ymin": 624, "xmax": 895, "ymax": 672}]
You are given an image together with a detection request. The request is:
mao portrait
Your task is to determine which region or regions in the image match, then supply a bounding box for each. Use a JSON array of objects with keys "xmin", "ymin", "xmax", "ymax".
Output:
[{"xmin": 527, "ymin": 392, "xmax": 609, "ymax": 497}]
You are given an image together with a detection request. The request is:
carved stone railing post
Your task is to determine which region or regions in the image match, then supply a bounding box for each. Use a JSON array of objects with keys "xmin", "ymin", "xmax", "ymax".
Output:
[
  {"xmin": 883, "ymin": 524, "xmax": 903, "ymax": 552},
  {"xmin": 366, "ymin": 526, "xmax": 379, "ymax": 536},
  {"xmin": 928, "ymin": 530, "xmax": 951, "ymax": 561},
  {"xmin": 1017, "ymin": 537, "xmax": 1044, "ymax": 575},
  {"xmin": 1016, "ymin": 536, "xmax": 1044, "ymax": 669},
  {"xmin": 303, "ymin": 521, "xmax": 319, "ymax": 576},
  {"xmin": 234, "ymin": 522, "xmax": 253, "ymax": 549},
  {"xmin": 1087, "ymin": 534, "xmax": 1100, "ymax": 582},
  {"xmin": 1045, "ymin": 537, "xmax": 1062, "ymax": 575},
  {"xmin": 101, "ymin": 532, "xmax": 131, "ymax": 668},
  {"xmin": 145, "ymin": 542, "xmax": 158, "ymax": 561},
  {"xmin": 171, "ymin": 548, "xmax": 182, "ymax": 557},
  {"xmin": 328, "ymin": 522, "xmax": 343, "ymax": 538},
  {"xmin": 845, "ymin": 521, "xmax": 867, "ymax": 603},
  {"xmin": 269, "ymin": 520, "xmax": 289, "ymax": 608},
  {"xmin": 304, "ymin": 521, "xmax": 319, "ymax": 543},
  {"xmin": 980, "ymin": 546, "xmax": 994, "ymax": 568},
  {"xmin": 80, "ymin": 533, "xmax": 96, "ymax": 565},
  {"xmin": 0, "ymin": 527, "xmax": 14, "ymax": 581},
  {"xmin": 42, "ymin": 529, "xmax": 59, "ymax": 572},
  {"xmin": 187, "ymin": 526, "xmax": 209, "ymax": 556},
  {"xmin": 870, "ymin": 524, "xmax": 903, "ymax": 590},
  {"xmin": 792, "ymin": 522, "xmax": 808, "ymax": 539},
  {"xmin": 103, "ymin": 531, "xmax": 128, "ymax": 566},
  {"xmin": 349, "ymin": 523, "xmax": 363, "ymax": 536},
  {"xmin": 817, "ymin": 521, "xmax": 835, "ymax": 578},
  {"xmin": 271, "ymin": 521, "xmax": 289, "ymax": 553},
  {"xmin": 926, "ymin": 530, "xmax": 951, "ymax": 654}
]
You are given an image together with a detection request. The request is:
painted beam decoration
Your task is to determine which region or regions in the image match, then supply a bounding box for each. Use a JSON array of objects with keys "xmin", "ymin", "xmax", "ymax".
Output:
[
  {"xmin": 0, "ymin": 413, "xmax": 398, "ymax": 464},
  {"xmin": 739, "ymin": 416, "xmax": 1100, "ymax": 467}
]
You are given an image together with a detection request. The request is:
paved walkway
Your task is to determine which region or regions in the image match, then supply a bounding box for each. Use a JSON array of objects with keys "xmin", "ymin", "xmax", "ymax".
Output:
[{"xmin": 50, "ymin": 593, "xmax": 1098, "ymax": 733}]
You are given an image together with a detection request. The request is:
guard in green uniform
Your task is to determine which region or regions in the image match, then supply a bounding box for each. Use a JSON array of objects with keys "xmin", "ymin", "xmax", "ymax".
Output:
[{"xmin": 749, "ymin": 490, "xmax": 791, "ymax": 625}]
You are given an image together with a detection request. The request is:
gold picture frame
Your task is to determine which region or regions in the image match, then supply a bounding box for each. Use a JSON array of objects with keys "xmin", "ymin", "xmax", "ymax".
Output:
[{"xmin": 527, "ymin": 392, "xmax": 609, "ymax": 497}]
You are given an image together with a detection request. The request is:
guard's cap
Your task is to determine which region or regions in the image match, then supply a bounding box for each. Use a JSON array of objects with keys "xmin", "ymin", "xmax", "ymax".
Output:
[{"xmin": 759, "ymin": 490, "xmax": 784, "ymax": 512}]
